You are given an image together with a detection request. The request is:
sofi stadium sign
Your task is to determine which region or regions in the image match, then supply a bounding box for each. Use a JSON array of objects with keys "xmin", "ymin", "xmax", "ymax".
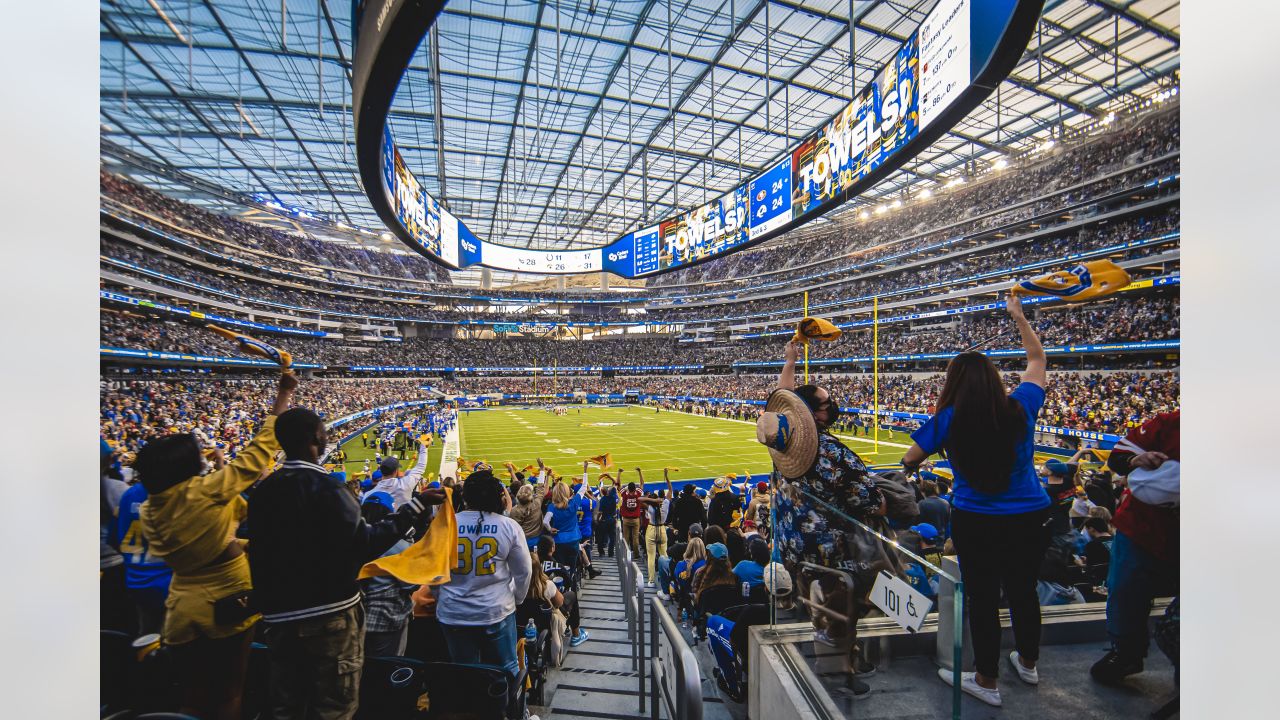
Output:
[{"xmin": 353, "ymin": 0, "xmax": 1043, "ymax": 278}]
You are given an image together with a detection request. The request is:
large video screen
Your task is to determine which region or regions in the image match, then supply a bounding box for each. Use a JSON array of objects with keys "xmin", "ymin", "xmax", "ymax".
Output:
[{"xmin": 368, "ymin": 0, "xmax": 1038, "ymax": 278}]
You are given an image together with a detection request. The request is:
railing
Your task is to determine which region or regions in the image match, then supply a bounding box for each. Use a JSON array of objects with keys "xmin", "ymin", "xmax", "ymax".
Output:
[
  {"xmin": 616, "ymin": 521, "xmax": 646, "ymax": 713},
  {"xmin": 649, "ymin": 597, "xmax": 702, "ymax": 720}
]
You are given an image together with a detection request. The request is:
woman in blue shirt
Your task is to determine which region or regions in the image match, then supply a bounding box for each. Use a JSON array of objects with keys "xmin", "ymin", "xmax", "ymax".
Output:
[
  {"xmin": 543, "ymin": 480, "xmax": 587, "ymax": 572},
  {"xmin": 902, "ymin": 293, "xmax": 1050, "ymax": 708}
]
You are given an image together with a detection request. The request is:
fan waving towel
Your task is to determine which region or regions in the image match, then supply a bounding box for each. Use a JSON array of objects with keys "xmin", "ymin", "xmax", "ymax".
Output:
[
  {"xmin": 794, "ymin": 316, "xmax": 842, "ymax": 344},
  {"xmin": 358, "ymin": 487, "xmax": 459, "ymax": 585},
  {"xmin": 1010, "ymin": 259, "xmax": 1132, "ymax": 303},
  {"xmin": 205, "ymin": 325, "xmax": 293, "ymax": 369},
  {"xmin": 587, "ymin": 453, "xmax": 614, "ymax": 469}
]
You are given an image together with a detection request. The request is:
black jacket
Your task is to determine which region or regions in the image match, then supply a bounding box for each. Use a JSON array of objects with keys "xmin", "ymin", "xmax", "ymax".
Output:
[
  {"xmin": 670, "ymin": 495, "xmax": 707, "ymax": 537},
  {"xmin": 248, "ymin": 459, "xmax": 425, "ymax": 623},
  {"xmin": 707, "ymin": 492, "xmax": 740, "ymax": 531}
]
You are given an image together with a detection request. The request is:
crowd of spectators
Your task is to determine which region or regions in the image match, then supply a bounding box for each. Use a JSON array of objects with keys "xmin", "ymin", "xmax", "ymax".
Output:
[
  {"xmin": 102, "ymin": 172, "xmax": 453, "ymax": 284},
  {"xmin": 102, "ymin": 237, "xmax": 636, "ymax": 325},
  {"xmin": 99, "ymin": 376, "xmax": 429, "ymax": 458},
  {"xmin": 103, "ymin": 290, "xmax": 1179, "ymax": 369},
  {"xmin": 649, "ymin": 208, "xmax": 1181, "ymax": 324},
  {"xmin": 433, "ymin": 369, "xmax": 1176, "ymax": 434},
  {"xmin": 649, "ymin": 109, "xmax": 1180, "ymax": 291}
]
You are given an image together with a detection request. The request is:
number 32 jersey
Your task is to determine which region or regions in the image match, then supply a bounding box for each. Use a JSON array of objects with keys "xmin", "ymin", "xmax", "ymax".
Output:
[{"xmin": 434, "ymin": 510, "xmax": 532, "ymax": 626}]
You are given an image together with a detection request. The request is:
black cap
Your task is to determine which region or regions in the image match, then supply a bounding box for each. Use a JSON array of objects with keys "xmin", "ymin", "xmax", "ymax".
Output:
[{"xmin": 378, "ymin": 457, "xmax": 401, "ymax": 475}]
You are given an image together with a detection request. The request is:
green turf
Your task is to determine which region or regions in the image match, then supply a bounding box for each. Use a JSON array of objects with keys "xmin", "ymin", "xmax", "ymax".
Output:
[
  {"xmin": 453, "ymin": 405, "xmax": 912, "ymax": 481},
  {"xmin": 336, "ymin": 426, "xmax": 445, "ymax": 480}
]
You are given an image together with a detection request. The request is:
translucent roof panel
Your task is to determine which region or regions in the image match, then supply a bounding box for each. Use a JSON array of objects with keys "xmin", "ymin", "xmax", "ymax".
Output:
[{"xmin": 101, "ymin": 0, "xmax": 1179, "ymax": 285}]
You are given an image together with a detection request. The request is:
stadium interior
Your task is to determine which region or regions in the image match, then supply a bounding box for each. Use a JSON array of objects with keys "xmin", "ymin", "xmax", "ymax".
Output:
[{"xmin": 98, "ymin": 1, "xmax": 1181, "ymax": 719}]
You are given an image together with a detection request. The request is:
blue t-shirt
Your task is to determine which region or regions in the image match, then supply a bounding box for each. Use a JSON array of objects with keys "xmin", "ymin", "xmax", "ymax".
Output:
[
  {"xmin": 733, "ymin": 560, "xmax": 765, "ymax": 587},
  {"xmin": 548, "ymin": 497, "xmax": 583, "ymax": 543},
  {"xmin": 911, "ymin": 381, "xmax": 1050, "ymax": 515},
  {"xmin": 111, "ymin": 483, "xmax": 173, "ymax": 600}
]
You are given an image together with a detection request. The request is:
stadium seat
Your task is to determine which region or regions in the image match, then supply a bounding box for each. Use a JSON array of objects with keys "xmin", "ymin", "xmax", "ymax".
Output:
[
  {"xmin": 356, "ymin": 656, "xmax": 429, "ymax": 720},
  {"xmin": 100, "ymin": 630, "xmax": 134, "ymax": 713},
  {"xmin": 419, "ymin": 662, "xmax": 522, "ymax": 720}
]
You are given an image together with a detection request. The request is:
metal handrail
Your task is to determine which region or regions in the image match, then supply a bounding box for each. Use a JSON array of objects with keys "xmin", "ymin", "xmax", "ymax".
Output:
[{"xmin": 649, "ymin": 597, "xmax": 701, "ymax": 720}]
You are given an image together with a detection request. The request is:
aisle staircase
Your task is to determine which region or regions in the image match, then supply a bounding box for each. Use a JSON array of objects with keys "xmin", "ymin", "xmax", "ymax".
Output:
[{"xmin": 529, "ymin": 542, "xmax": 740, "ymax": 720}]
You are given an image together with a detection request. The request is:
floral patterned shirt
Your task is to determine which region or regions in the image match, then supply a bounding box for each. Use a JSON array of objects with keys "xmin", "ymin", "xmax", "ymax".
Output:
[{"xmin": 775, "ymin": 432, "xmax": 882, "ymax": 569}]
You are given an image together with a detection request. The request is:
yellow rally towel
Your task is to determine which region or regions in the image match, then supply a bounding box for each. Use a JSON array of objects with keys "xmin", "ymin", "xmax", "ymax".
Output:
[
  {"xmin": 1010, "ymin": 259, "xmax": 1132, "ymax": 303},
  {"xmin": 358, "ymin": 487, "xmax": 458, "ymax": 585},
  {"xmin": 587, "ymin": 453, "xmax": 614, "ymax": 469},
  {"xmin": 205, "ymin": 325, "xmax": 293, "ymax": 369},
  {"xmin": 793, "ymin": 316, "xmax": 843, "ymax": 345},
  {"xmin": 419, "ymin": 434, "xmax": 433, "ymax": 447},
  {"xmin": 520, "ymin": 464, "xmax": 539, "ymax": 474},
  {"xmin": 664, "ymin": 466, "xmax": 680, "ymax": 472}
]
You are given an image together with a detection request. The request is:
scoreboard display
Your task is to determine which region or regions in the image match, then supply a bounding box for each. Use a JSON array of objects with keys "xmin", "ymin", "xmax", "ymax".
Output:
[{"xmin": 364, "ymin": 0, "xmax": 1040, "ymax": 277}]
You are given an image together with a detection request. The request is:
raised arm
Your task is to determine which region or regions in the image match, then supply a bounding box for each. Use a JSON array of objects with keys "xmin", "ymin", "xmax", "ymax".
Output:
[
  {"xmin": 203, "ymin": 372, "xmax": 296, "ymax": 501},
  {"xmin": 663, "ymin": 467, "xmax": 673, "ymax": 496},
  {"xmin": 1007, "ymin": 292, "xmax": 1046, "ymax": 387},
  {"xmin": 778, "ymin": 340, "xmax": 801, "ymax": 390}
]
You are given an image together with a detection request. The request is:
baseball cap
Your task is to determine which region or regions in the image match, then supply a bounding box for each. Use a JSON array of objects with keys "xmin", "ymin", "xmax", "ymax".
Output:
[
  {"xmin": 695, "ymin": 488, "xmax": 708, "ymax": 498},
  {"xmin": 427, "ymin": 481, "xmax": 442, "ymax": 489},
  {"xmin": 762, "ymin": 562, "xmax": 792, "ymax": 597},
  {"xmin": 379, "ymin": 457, "xmax": 401, "ymax": 475},
  {"xmin": 688, "ymin": 523, "xmax": 704, "ymax": 538},
  {"xmin": 706, "ymin": 542, "xmax": 729, "ymax": 560},
  {"xmin": 1044, "ymin": 459, "xmax": 1070, "ymax": 477},
  {"xmin": 909, "ymin": 523, "xmax": 940, "ymax": 541},
  {"xmin": 371, "ymin": 470, "xmax": 383, "ymax": 482},
  {"xmin": 363, "ymin": 491, "xmax": 395, "ymax": 512},
  {"xmin": 755, "ymin": 481, "xmax": 769, "ymax": 494}
]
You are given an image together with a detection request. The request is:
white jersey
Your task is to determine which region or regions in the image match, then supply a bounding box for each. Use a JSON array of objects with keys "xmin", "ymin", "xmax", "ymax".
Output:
[{"xmin": 435, "ymin": 510, "xmax": 532, "ymax": 627}]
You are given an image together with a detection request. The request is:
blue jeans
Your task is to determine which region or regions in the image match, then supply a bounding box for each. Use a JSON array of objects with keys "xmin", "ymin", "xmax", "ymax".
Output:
[
  {"xmin": 439, "ymin": 613, "xmax": 519, "ymax": 680},
  {"xmin": 657, "ymin": 556, "xmax": 673, "ymax": 594},
  {"xmin": 1105, "ymin": 531, "xmax": 1177, "ymax": 659}
]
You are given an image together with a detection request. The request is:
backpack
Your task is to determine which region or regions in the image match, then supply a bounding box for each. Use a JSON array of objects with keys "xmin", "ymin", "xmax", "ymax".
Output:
[{"xmin": 872, "ymin": 472, "xmax": 921, "ymax": 524}]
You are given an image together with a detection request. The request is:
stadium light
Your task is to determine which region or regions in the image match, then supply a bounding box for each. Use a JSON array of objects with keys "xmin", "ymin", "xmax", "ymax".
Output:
[
  {"xmin": 858, "ymin": 210, "xmax": 870, "ymax": 220},
  {"xmin": 890, "ymin": 199, "xmax": 902, "ymax": 209},
  {"xmin": 993, "ymin": 157, "xmax": 1008, "ymax": 171},
  {"xmin": 875, "ymin": 205, "xmax": 888, "ymax": 215},
  {"xmin": 919, "ymin": 188, "xmax": 933, "ymax": 200}
]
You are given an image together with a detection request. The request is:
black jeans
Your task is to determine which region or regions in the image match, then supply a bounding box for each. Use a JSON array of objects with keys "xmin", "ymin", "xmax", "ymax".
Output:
[{"xmin": 951, "ymin": 507, "xmax": 1050, "ymax": 679}]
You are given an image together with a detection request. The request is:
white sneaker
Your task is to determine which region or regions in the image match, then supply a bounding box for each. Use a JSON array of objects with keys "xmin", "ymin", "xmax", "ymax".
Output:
[
  {"xmin": 1008, "ymin": 651, "xmax": 1039, "ymax": 685},
  {"xmin": 645, "ymin": 581, "xmax": 654, "ymax": 588},
  {"xmin": 656, "ymin": 591, "xmax": 669, "ymax": 601},
  {"xmin": 813, "ymin": 629, "xmax": 838, "ymax": 647},
  {"xmin": 937, "ymin": 667, "xmax": 1002, "ymax": 707}
]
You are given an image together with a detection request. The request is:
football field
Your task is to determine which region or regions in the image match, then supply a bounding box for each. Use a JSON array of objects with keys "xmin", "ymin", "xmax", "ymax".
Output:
[{"xmin": 455, "ymin": 405, "xmax": 911, "ymax": 482}]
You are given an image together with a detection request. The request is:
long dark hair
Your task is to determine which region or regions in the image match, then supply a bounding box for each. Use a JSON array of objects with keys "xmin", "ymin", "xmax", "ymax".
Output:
[{"xmin": 935, "ymin": 352, "xmax": 1027, "ymax": 494}]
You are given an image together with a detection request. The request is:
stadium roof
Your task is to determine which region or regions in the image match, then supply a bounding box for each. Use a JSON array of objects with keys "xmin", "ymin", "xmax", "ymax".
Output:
[{"xmin": 100, "ymin": 0, "xmax": 1179, "ymax": 280}]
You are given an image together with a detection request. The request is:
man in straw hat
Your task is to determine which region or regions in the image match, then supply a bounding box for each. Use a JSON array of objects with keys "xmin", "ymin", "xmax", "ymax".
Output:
[{"xmin": 756, "ymin": 340, "xmax": 887, "ymax": 699}]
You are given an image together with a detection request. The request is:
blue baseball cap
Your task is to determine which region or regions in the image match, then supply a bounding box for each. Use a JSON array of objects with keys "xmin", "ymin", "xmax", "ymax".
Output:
[
  {"xmin": 1044, "ymin": 459, "xmax": 1070, "ymax": 477},
  {"xmin": 909, "ymin": 524, "xmax": 940, "ymax": 541},
  {"xmin": 363, "ymin": 491, "xmax": 395, "ymax": 512},
  {"xmin": 428, "ymin": 481, "xmax": 442, "ymax": 489},
  {"xmin": 706, "ymin": 542, "xmax": 729, "ymax": 560},
  {"xmin": 371, "ymin": 470, "xmax": 383, "ymax": 481}
]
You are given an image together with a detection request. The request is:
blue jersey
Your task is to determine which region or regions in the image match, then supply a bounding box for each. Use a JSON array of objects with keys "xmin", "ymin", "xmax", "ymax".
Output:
[
  {"xmin": 577, "ymin": 496, "xmax": 596, "ymax": 538},
  {"xmin": 112, "ymin": 484, "xmax": 173, "ymax": 598},
  {"xmin": 547, "ymin": 498, "xmax": 583, "ymax": 544}
]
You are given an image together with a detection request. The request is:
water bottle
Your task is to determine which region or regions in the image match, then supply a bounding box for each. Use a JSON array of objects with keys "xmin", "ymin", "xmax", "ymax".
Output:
[
  {"xmin": 525, "ymin": 619, "xmax": 538, "ymax": 662},
  {"xmin": 742, "ymin": 581, "xmax": 751, "ymax": 598}
]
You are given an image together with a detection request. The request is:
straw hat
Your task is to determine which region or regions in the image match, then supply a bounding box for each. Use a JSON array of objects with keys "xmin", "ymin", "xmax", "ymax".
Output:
[{"xmin": 756, "ymin": 388, "xmax": 819, "ymax": 478}]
